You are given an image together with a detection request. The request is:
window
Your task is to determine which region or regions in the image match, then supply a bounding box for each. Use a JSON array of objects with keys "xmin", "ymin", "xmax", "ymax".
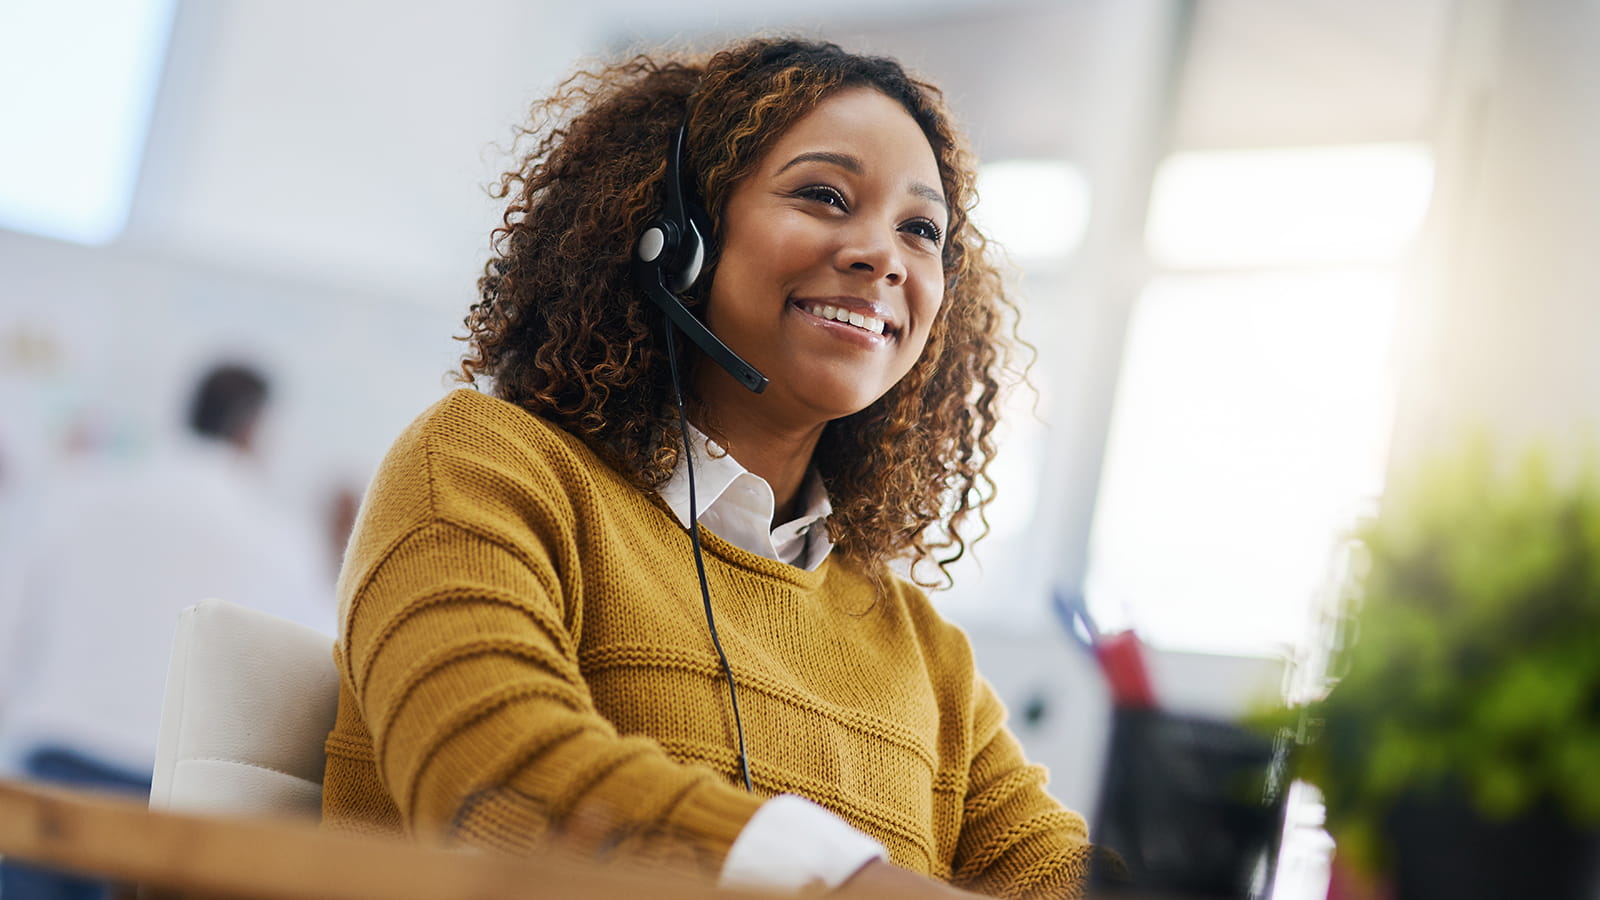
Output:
[
  {"xmin": 0, "ymin": 0, "xmax": 177, "ymax": 245},
  {"xmin": 1084, "ymin": 145, "xmax": 1432, "ymax": 656}
]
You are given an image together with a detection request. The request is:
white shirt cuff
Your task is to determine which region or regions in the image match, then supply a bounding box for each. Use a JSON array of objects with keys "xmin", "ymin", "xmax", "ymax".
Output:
[{"xmin": 718, "ymin": 794, "xmax": 888, "ymax": 893}]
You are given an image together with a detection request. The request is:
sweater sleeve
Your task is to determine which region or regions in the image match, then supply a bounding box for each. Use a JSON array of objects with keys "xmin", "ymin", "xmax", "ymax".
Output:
[
  {"xmin": 339, "ymin": 443, "xmax": 763, "ymax": 874},
  {"xmin": 949, "ymin": 678, "xmax": 1094, "ymax": 899}
]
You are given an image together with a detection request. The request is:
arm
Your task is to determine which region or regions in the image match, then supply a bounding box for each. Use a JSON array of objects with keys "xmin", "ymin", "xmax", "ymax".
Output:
[
  {"xmin": 949, "ymin": 679, "xmax": 1095, "ymax": 899},
  {"xmin": 340, "ymin": 479, "xmax": 763, "ymax": 874}
]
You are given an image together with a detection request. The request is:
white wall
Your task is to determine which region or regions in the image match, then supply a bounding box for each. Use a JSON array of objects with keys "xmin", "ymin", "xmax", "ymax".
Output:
[
  {"xmin": 1390, "ymin": 0, "xmax": 1600, "ymax": 475},
  {"xmin": 128, "ymin": 1, "xmax": 605, "ymax": 306},
  {"xmin": 0, "ymin": 228, "xmax": 461, "ymax": 522}
]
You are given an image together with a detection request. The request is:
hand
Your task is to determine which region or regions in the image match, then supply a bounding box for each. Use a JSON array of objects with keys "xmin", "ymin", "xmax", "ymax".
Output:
[{"xmin": 834, "ymin": 859, "xmax": 989, "ymax": 898}]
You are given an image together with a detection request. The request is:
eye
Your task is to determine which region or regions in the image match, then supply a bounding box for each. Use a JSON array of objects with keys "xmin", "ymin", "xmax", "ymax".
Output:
[
  {"xmin": 902, "ymin": 217, "xmax": 944, "ymax": 245},
  {"xmin": 796, "ymin": 184, "xmax": 847, "ymax": 209}
]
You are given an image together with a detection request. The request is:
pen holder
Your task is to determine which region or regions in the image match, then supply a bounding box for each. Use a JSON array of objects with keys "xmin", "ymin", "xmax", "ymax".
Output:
[{"xmin": 1090, "ymin": 707, "xmax": 1289, "ymax": 899}]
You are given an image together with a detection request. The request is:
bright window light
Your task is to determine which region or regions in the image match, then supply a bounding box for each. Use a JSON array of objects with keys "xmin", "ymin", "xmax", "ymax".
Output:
[
  {"xmin": 1146, "ymin": 144, "xmax": 1434, "ymax": 268},
  {"xmin": 0, "ymin": 0, "xmax": 177, "ymax": 245},
  {"xmin": 1085, "ymin": 270, "xmax": 1398, "ymax": 657},
  {"xmin": 974, "ymin": 159, "xmax": 1091, "ymax": 264}
]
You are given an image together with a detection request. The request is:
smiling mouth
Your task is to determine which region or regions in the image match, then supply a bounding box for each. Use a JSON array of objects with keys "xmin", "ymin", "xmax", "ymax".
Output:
[{"xmin": 798, "ymin": 302, "xmax": 892, "ymax": 336}]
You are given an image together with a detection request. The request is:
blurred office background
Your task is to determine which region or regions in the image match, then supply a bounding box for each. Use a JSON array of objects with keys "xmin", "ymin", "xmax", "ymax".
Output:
[{"xmin": 3, "ymin": 0, "xmax": 1600, "ymax": 895}]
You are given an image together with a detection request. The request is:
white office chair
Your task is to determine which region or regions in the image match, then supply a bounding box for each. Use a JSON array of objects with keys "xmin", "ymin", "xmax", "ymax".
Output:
[{"xmin": 149, "ymin": 599, "xmax": 340, "ymax": 819}]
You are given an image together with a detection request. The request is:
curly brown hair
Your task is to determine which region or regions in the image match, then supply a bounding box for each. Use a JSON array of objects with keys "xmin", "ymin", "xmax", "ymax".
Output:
[{"xmin": 461, "ymin": 37, "xmax": 1020, "ymax": 587}]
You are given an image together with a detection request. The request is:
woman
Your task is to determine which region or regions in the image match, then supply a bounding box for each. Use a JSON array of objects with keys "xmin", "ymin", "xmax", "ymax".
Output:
[{"xmin": 323, "ymin": 37, "xmax": 1094, "ymax": 898}]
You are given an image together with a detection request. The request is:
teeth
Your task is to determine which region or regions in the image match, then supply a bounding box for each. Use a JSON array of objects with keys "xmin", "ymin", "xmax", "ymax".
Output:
[{"xmin": 804, "ymin": 304, "xmax": 888, "ymax": 336}]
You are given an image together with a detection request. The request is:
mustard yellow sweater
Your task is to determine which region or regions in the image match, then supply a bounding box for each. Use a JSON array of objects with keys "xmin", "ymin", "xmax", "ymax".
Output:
[{"xmin": 322, "ymin": 389, "xmax": 1091, "ymax": 897}]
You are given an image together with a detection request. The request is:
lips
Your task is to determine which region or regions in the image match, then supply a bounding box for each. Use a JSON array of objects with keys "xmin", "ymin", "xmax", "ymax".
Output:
[{"xmin": 793, "ymin": 298, "xmax": 897, "ymax": 338}]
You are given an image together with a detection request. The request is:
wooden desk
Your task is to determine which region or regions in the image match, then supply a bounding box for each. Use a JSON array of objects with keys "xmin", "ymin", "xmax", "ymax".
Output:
[
  {"xmin": 0, "ymin": 778, "xmax": 768, "ymax": 900},
  {"xmin": 3, "ymin": 779, "xmax": 1182, "ymax": 900}
]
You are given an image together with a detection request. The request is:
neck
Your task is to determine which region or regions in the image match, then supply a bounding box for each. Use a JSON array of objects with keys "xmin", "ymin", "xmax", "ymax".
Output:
[{"xmin": 691, "ymin": 404, "xmax": 823, "ymax": 527}]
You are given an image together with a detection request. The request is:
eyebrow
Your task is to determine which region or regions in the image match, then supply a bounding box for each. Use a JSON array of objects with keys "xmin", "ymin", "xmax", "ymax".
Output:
[{"xmin": 777, "ymin": 150, "xmax": 948, "ymax": 212}]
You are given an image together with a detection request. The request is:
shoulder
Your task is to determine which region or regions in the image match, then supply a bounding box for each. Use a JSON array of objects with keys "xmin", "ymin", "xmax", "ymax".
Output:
[
  {"xmin": 402, "ymin": 388, "xmax": 583, "ymax": 464},
  {"xmin": 838, "ymin": 565, "xmax": 979, "ymax": 673},
  {"xmin": 885, "ymin": 568, "xmax": 967, "ymax": 631},
  {"xmin": 358, "ymin": 389, "xmax": 637, "ymax": 547},
  {"xmin": 386, "ymin": 389, "xmax": 612, "ymax": 491},
  {"xmin": 339, "ymin": 390, "xmax": 657, "ymax": 613}
]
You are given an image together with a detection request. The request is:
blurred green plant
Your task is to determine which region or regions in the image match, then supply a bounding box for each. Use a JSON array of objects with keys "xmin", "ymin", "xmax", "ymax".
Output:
[{"xmin": 1271, "ymin": 442, "xmax": 1600, "ymax": 874}]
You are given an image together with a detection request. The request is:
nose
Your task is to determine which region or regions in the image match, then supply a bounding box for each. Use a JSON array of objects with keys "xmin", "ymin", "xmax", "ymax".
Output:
[{"xmin": 836, "ymin": 223, "xmax": 906, "ymax": 286}]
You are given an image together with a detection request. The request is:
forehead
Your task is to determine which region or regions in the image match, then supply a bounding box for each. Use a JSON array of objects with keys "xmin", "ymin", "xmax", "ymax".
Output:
[{"xmin": 758, "ymin": 87, "xmax": 943, "ymax": 196}]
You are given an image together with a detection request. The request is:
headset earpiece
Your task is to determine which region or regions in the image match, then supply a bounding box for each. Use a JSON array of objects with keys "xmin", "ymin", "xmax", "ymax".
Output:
[
  {"xmin": 635, "ymin": 126, "xmax": 706, "ymax": 292},
  {"xmin": 632, "ymin": 123, "xmax": 768, "ymax": 394},
  {"xmin": 671, "ymin": 217, "xmax": 706, "ymax": 292}
]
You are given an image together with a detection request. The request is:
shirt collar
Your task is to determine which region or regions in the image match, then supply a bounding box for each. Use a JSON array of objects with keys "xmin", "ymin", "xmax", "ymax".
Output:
[{"xmin": 658, "ymin": 425, "xmax": 834, "ymax": 570}]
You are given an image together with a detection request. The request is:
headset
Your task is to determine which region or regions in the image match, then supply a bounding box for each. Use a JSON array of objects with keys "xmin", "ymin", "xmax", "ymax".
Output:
[{"xmin": 631, "ymin": 121, "xmax": 763, "ymax": 792}]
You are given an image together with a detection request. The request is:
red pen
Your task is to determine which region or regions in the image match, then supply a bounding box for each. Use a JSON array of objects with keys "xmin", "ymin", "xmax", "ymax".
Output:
[
  {"xmin": 1052, "ymin": 590, "xmax": 1158, "ymax": 709},
  {"xmin": 1095, "ymin": 630, "xmax": 1157, "ymax": 709}
]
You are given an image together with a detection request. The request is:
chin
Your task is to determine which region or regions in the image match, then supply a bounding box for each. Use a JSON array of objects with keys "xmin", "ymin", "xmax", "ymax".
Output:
[{"xmin": 793, "ymin": 387, "xmax": 890, "ymax": 424}]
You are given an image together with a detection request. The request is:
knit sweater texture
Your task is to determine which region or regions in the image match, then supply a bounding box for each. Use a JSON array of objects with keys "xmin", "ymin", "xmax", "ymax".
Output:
[{"xmin": 322, "ymin": 388, "xmax": 1091, "ymax": 897}]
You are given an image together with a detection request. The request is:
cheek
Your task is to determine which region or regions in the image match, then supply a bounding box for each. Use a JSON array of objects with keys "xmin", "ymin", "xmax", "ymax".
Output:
[
  {"xmin": 901, "ymin": 286, "xmax": 951, "ymax": 371},
  {"xmin": 713, "ymin": 220, "xmax": 805, "ymax": 298},
  {"xmin": 898, "ymin": 315, "xmax": 940, "ymax": 378},
  {"xmin": 910, "ymin": 287, "xmax": 946, "ymax": 350},
  {"xmin": 704, "ymin": 239, "xmax": 763, "ymax": 313}
]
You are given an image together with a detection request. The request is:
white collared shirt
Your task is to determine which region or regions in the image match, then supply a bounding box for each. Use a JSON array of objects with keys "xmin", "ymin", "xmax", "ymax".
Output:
[
  {"xmin": 655, "ymin": 427, "xmax": 885, "ymax": 892},
  {"xmin": 656, "ymin": 427, "xmax": 835, "ymax": 570}
]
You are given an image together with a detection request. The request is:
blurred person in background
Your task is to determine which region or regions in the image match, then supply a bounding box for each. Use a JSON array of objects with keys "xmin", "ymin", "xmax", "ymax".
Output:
[
  {"xmin": 324, "ymin": 38, "xmax": 1097, "ymax": 899},
  {"xmin": 0, "ymin": 362, "xmax": 334, "ymax": 900}
]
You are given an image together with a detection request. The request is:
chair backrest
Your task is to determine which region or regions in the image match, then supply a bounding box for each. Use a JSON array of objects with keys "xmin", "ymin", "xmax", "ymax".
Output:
[{"xmin": 149, "ymin": 599, "xmax": 339, "ymax": 819}]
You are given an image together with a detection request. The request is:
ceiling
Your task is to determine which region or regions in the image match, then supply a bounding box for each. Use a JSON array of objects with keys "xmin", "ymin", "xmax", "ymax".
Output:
[
  {"xmin": 1173, "ymin": 0, "xmax": 1456, "ymax": 149},
  {"xmin": 104, "ymin": 0, "xmax": 1457, "ymax": 306}
]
